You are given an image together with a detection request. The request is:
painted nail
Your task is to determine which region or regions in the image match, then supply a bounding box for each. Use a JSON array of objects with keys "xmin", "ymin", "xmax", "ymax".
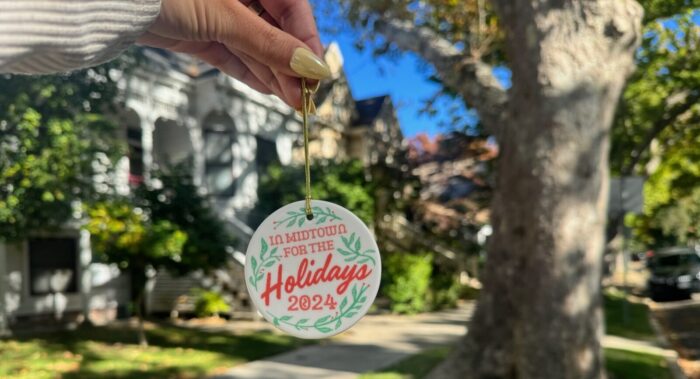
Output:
[{"xmin": 290, "ymin": 48, "xmax": 331, "ymax": 80}]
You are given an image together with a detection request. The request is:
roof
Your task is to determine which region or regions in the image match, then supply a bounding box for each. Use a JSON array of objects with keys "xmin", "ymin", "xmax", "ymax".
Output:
[{"xmin": 354, "ymin": 95, "xmax": 389, "ymax": 126}]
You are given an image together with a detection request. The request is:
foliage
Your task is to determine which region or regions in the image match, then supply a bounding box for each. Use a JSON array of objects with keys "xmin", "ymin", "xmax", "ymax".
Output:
[
  {"xmin": 637, "ymin": 0, "xmax": 700, "ymax": 23},
  {"xmin": 320, "ymin": 0, "xmax": 503, "ymax": 64},
  {"xmin": 0, "ymin": 324, "xmax": 310, "ymax": 379},
  {"xmin": 255, "ymin": 160, "xmax": 374, "ymax": 226},
  {"xmin": 85, "ymin": 200, "xmax": 187, "ymax": 271},
  {"xmin": 428, "ymin": 265, "xmax": 461, "ymax": 310},
  {"xmin": 0, "ymin": 58, "xmax": 137, "ymax": 240},
  {"xmin": 611, "ymin": 13, "xmax": 700, "ymax": 175},
  {"xmin": 139, "ymin": 169, "xmax": 234, "ymax": 275},
  {"xmin": 193, "ymin": 289, "xmax": 231, "ymax": 318},
  {"xmin": 459, "ymin": 284, "xmax": 481, "ymax": 300},
  {"xmin": 609, "ymin": 13, "xmax": 700, "ymax": 248},
  {"xmin": 382, "ymin": 253, "xmax": 433, "ymax": 314}
]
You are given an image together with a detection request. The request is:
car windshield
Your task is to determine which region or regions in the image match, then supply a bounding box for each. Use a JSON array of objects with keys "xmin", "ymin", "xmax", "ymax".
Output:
[{"xmin": 653, "ymin": 253, "xmax": 700, "ymax": 267}]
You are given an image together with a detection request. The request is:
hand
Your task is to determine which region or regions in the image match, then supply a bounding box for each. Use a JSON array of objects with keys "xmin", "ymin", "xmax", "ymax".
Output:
[{"xmin": 137, "ymin": 0, "xmax": 331, "ymax": 108}]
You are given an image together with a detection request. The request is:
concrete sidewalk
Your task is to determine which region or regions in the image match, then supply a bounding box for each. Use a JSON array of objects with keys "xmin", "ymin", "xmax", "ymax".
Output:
[{"xmin": 210, "ymin": 302, "xmax": 474, "ymax": 379}]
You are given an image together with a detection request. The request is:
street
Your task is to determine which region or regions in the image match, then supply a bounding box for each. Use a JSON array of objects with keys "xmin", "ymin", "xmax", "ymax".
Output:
[{"xmin": 653, "ymin": 296, "xmax": 700, "ymax": 378}]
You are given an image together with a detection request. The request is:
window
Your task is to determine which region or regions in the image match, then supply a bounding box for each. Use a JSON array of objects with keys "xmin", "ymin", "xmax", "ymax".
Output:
[
  {"xmin": 127, "ymin": 127, "xmax": 144, "ymax": 185},
  {"xmin": 204, "ymin": 123, "xmax": 235, "ymax": 197},
  {"xmin": 255, "ymin": 136, "xmax": 280, "ymax": 177},
  {"xmin": 28, "ymin": 238, "xmax": 78, "ymax": 295}
]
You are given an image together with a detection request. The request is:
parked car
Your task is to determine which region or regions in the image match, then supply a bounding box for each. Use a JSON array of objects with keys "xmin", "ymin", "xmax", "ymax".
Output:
[{"xmin": 647, "ymin": 247, "xmax": 700, "ymax": 301}]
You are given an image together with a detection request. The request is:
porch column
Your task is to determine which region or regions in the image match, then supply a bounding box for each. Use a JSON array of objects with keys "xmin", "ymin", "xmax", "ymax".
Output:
[
  {"xmin": 141, "ymin": 116, "xmax": 156, "ymax": 182},
  {"xmin": 0, "ymin": 243, "xmax": 9, "ymax": 336},
  {"xmin": 79, "ymin": 230, "xmax": 93, "ymax": 324}
]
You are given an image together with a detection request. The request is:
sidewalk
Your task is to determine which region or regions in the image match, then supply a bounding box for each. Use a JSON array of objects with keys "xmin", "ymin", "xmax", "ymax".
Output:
[{"xmin": 209, "ymin": 302, "xmax": 474, "ymax": 379}]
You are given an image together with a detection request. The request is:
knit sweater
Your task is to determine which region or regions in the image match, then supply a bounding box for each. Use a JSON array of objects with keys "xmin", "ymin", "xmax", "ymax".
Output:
[{"xmin": 0, "ymin": 0, "xmax": 161, "ymax": 74}]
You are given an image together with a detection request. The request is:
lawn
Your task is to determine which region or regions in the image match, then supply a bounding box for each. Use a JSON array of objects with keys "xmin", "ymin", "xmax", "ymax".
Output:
[
  {"xmin": 606, "ymin": 348, "xmax": 672, "ymax": 379},
  {"xmin": 359, "ymin": 347, "xmax": 450, "ymax": 379},
  {"xmin": 604, "ymin": 289, "xmax": 656, "ymax": 341},
  {"xmin": 0, "ymin": 323, "xmax": 310, "ymax": 379},
  {"xmin": 360, "ymin": 347, "xmax": 671, "ymax": 379}
]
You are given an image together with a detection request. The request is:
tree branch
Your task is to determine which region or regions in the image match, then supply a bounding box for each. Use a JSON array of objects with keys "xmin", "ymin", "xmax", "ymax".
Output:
[
  {"xmin": 621, "ymin": 91, "xmax": 700, "ymax": 175},
  {"xmin": 373, "ymin": 18, "xmax": 508, "ymax": 134}
]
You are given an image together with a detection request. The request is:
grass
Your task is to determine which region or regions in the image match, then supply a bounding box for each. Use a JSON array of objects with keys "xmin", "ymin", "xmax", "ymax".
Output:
[
  {"xmin": 604, "ymin": 289, "xmax": 656, "ymax": 341},
  {"xmin": 0, "ymin": 322, "xmax": 311, "ymax": 379},
  {"xmin": 605, "ymin": 348, "xmax": 672, "ymax": 379},
  {"xmin": 360, "ymin": 347, "xmax": 671, "ymax": 379},
  {"xmin": 359, "ymin": 347, "xmax": 450, "ymax": 379}
]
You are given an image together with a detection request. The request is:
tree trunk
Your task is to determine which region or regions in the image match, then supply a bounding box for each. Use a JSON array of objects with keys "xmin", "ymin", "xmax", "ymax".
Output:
[
  {"xmin": 429, "ymin": 1, "xmax": 643, "ymax": 378},
  {"xmin": 131, "ymin": 268, "xmax": 149, "ymax": 347},
  {"xmin": 135, "ymin": 287, "xmax": 148, "ymax": 347}
]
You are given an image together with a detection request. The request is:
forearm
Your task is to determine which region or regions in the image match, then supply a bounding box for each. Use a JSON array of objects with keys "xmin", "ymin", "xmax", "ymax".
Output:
[{"xmin": 0, "ymin": 0, "xmax": 161, "ymax": 74}]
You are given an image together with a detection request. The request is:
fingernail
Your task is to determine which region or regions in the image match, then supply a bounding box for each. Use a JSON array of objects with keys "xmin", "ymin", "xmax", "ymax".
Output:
[{"xmin": 290, "ymin": 48, "xmax": 331, "ymax": 80}]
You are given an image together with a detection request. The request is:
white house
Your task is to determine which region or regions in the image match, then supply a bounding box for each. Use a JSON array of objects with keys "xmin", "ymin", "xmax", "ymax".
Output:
[{"xmin": 0, "ymin": 42, "xmax": 405, "ymax": 332}]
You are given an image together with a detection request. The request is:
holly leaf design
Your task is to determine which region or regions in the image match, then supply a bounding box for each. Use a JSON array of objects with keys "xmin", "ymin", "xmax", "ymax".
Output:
[
  {"xmin": 260, "ymin": 238, "xmax": 268, "ymax": 259},
  {"xmin": 338, "ymin": 234, "xmax": 376, "ymax": 266},
  {"xmin": 251, "ymin": 256, "xmax": 258, "ymax": 272},
  {"xmin": 315, "ymin": 315, "xmax": 331, "ymax": 326},
  {"xmin": 274, "ymin": 206, "xmax": 341, "ymax": 229}
]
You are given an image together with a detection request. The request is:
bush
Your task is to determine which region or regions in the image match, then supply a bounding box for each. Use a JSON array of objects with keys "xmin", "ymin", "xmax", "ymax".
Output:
[
  {"xmin": 459, "ymin": 285, "xmax": 481, "ymax": 300},
  {"xmin": 193, "ymin": 289, "xmax": 231, "ymax": 318},
  {"xmin": 254, "ymin": 160, "xmax": 375, "ymax": 227},
  {"xmin": 382, "ymin": 253, "xmax": 433, "ymax": 314},
  {"xmin": 429, "ymin": 269, "xmax": 461, "ymax": 310}
]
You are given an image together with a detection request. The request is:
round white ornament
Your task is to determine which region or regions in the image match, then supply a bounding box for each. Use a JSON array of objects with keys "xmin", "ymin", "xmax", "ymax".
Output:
[{"xmin": 244, "ymin": 200, "xmax": 381, "ymax": 339}]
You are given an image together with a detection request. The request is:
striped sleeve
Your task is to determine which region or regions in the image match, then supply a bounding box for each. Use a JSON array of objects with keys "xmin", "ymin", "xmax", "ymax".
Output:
[{"xmin": 0, "ymin": 0, "xmax": 161, "ymax": 74}]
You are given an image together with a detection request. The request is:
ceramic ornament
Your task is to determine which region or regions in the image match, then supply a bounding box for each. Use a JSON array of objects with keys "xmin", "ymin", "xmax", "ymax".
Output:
[{"xmin": 244, "ymin": 199, "xmax": 381, "ymax": 339}]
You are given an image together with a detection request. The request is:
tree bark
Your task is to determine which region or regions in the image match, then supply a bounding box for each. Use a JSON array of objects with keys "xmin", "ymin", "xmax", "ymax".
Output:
[
  {"xmin": 131, "ymin": 268, "xmax": 149, "ymax": 347},
  {"xmin": 428, "ymin": 1, "xmax": 643, "ymax": 378}
]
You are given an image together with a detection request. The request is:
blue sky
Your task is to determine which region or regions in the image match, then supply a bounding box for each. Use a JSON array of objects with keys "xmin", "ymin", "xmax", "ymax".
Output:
[
  {"xmin": 319, "ymin": 32, "xmax": 459, "ymax": 138},
  {"xmin": 319, "ymin": 31, "xmax": 511, "ymax": 138},
  {"xmin": 318, "ymin": 10, "xmax": 698, "ymax": 139}
]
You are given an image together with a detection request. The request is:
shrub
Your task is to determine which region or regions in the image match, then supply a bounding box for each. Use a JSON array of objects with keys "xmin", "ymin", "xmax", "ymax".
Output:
[
  {"xmin": 382, "ymin": 253, "xmax": 433, "ymax": 314},
  {"xmin": 429, "ymin": 269, "xmax": 461, "ymax": 310},
  {"xmin": 193, "ymin": 289, "xmax": 231, "ymax": 318}
]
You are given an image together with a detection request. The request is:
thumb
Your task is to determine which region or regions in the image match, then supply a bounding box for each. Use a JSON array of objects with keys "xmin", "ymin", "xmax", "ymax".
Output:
[{"xmin": 215, "ymin": 0, "xmax": 331, "ymax": 80}]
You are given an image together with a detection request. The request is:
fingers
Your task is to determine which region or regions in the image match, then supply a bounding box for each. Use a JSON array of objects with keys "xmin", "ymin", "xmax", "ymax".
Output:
[
  {"xmin": 258, "ymin": 0, "xmax": 324, "ymax": 57},
  {"xmin": 215, "ymin": 0, "xmax": 330, "ymax": 80},
  {"xmin": 137, "ymin": 32, "xmax": 272, "ymax": 95}
]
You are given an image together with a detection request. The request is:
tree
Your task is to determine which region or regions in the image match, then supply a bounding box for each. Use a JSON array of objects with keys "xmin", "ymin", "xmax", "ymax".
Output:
[
  {"xmin": 254, "ymin": 159, "xmax": 375, "ymax": 226},
  {"xmin": 611, "ymin": 13, "xmax": 700, "ymax": 177},
  {"xmin": 319, "ymin": 0, "xmax": 700, "ymax": 377},
  {"xmin": 85, "ymin": 170, "xmax": 234, "ymax": 346},
  {"xmin": 140, "ymin": 169, "xmax": 234, "ymax": 275},
  {"xmin": 0, "ymin": 61, "xmax": 127, "ymax": 240},
  {"xmin": 86, "ymin": 200, "xmax": 186, "ymax": 346},
  {"xmin": 609, "ymin": 13, "xmax": 700, "ymax": 249}
]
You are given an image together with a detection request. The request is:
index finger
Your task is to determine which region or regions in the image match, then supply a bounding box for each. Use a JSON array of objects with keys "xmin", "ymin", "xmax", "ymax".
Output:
[{"xmin": 259, "ymin": 0, "xmax": 324, "ymax": 57}]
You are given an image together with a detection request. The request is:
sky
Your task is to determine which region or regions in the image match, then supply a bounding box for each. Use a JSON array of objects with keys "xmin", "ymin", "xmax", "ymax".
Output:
[
  {"xmin": 318, "ymin": 31, "xmax": 460, "ymax": 139},
  {"xmin": 318, "ymin": 30, "xmax": 511, "ymax": 139},
  {"xmin": 318, "ymin": 10, "xmax": 699, "ymax": 139}
]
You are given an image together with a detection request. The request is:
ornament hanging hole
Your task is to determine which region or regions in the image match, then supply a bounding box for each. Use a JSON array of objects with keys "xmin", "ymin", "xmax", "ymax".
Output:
[{"xmin": 306, "ymin": 212, "xmax": 314, "ymax": 221}]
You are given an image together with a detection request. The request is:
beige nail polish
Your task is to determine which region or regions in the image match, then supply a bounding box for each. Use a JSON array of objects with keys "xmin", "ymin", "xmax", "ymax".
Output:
[{"xmin": 290, "ymin": 48, "xmax": 331, "ymax": 80}]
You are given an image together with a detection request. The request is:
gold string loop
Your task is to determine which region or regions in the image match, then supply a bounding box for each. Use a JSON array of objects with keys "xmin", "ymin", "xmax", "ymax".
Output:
[{"xmin": 301, "ymin": 78, "xmax": 316, "ymax": 220}]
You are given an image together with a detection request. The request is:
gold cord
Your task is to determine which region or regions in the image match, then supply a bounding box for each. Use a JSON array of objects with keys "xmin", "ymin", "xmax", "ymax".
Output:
[{"xmin": 301, "ymin": 78, "xmax": 313, "ymax": 220}]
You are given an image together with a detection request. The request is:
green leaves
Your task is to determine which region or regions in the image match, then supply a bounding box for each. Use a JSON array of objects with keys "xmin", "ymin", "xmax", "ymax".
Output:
[
  {"xmin": 610, "ymin": 13, "xmax": 700, "ymax": 248},
  {"xmin": 254, "ymin": 160, "xmax": 375, "ymax": 227},
  {"xmin": 0, "ymin": 52, "xmax": 137, "ymax": 241},
  {"xmin": 248, "ymin": 238, "xmax": 281, "ymax": 291},
  {"xmin": 267, "ymin": 284, "xmax": 370, "ymax": 334},
  {"xmin": 338, "ymin": 232, "xmax": 377, "ymax": 266},
  {"xmin": 275, "ymin": 207, "xmax": 342, "ymax": 230}
]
